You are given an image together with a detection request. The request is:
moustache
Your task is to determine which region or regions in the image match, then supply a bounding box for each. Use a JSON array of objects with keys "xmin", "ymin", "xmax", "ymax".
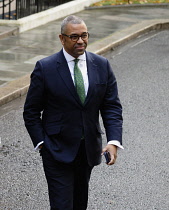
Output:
[{"xmin": 75, "ymin": 43, "xmax": 86, "ymax": 47}]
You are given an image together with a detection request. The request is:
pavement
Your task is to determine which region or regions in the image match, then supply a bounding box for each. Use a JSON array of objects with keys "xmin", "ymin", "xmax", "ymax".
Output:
[
  {"xmin": 0, "ymin": 3, "xmax": 169, "ymax": 106},
  {"xmin": 1, "ymin": 27, "xmax": 169, "ymax": 210}
]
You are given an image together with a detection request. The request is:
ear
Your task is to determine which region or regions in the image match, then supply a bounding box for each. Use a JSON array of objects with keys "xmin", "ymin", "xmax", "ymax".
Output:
[{"xmin": 59, "ymin": 34, "xmax": 64, "ymax": 45}]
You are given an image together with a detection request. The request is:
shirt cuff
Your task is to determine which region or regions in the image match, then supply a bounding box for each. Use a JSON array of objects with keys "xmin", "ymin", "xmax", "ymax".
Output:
[
  {"xmin": 34, "ymin": 141, "xmax": 44, "ymax": 151},
  {"xmin": 108, "ymin": 140, "xmax": 124, "ymax": 149}
]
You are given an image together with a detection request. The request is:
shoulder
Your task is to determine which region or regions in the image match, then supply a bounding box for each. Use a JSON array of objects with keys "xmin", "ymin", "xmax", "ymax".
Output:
[
  {"xmin": 86, "ymin": 51, "xmax": 114, "ymax": 76},
  {"xmin": 86, "ymin": 51, "xmax": 107, "ymax": 61},
  {"xmin": 86, "ymin": 51, "xmax": 108, "ymax": 64},
  {"xmin": 86, "ymin": 52, "xmax": 109, "ymax": 68},
  {"xmin": 34, "ymin": 50, "xmax": 65, "ymax": 72}
]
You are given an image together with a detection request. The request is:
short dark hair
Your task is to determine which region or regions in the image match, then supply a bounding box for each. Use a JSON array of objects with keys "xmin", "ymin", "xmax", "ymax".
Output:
[{"xmin": 61, "ymin": 15, "xmax": 85, "ymax": 33}]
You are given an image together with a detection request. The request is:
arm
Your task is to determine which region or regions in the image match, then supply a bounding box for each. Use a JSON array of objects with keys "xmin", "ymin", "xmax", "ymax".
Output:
[
  {"xmin": 100, "ymin": 60, "xmax": 123, "ymax": 165},
  {"xmin": 23, "ymin": 61, "xmax": 46, "ymax": 148}
]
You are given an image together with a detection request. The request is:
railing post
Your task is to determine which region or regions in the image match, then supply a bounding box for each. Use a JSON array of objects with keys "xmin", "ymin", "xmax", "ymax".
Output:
[
  {"xmin": 9, "ymin": 0, "xmax": 11, "ymax": 19},
  {"xmin": 16, "ymin": 0, "xmax": 18, "ymax": 19},
  {"xmin": 2, "ymin": 0, "xmax": 5, "ymax": 19},
  {"xmin": 37, "ymin": 0, "xmax": 39, "ymax": 13}
]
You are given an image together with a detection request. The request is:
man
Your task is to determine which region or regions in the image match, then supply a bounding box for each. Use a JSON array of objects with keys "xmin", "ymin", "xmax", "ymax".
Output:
[{"xmin": 23, "ymin": 15, "xmax": 123, "ymax": 210}]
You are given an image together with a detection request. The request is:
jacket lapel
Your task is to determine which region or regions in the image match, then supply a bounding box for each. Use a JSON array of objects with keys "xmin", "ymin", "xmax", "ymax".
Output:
[
  {"xmin": 84, "ymin": 52, "xmax": 97, "ymax": 106},
  {"xmin": 56, "ymin": 50, "xmax": 81, "ymax": 104}
]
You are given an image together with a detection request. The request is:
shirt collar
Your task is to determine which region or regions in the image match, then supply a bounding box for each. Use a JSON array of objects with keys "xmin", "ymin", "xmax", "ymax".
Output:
[{"xmin": 63, "ymin": 48, "xmax": 86, "ymax": 63}]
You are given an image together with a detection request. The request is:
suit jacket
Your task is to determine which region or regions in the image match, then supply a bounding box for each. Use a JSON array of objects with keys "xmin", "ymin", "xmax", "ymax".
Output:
[{"xmin": 23, "ymin": 49, "xmax": 123, "ymax": 167}]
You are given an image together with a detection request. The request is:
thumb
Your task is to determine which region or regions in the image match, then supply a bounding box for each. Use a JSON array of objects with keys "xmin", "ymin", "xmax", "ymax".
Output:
[{"xmin": 101, "ymin": 147, "xmax": 107, "ymax": 155}]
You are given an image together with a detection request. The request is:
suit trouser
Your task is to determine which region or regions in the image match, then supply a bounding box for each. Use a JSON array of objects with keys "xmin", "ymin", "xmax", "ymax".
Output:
[{"xmin": 40, "ymin": 140, "xmax": 93, "ymax": 210}]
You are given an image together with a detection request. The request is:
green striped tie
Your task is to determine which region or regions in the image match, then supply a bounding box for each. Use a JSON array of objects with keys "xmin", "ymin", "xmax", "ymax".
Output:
[{"xmin": 74, "ymin": 59, "xmax": 86, "ymax": 104}]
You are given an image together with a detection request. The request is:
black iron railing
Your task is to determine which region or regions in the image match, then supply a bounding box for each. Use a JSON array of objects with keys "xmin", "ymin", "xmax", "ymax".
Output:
[
  {"xmin": 0, "ymin": 0, "xmax": 15, "ymax": 19},
  {"xmin": 0, "ymin": 0, "xmax": 73, "ymax": 20}
]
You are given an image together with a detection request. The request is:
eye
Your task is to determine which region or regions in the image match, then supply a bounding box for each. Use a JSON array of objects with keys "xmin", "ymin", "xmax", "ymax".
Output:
[
  {"xmin": 82, "ymin": 34, "xmax": 87, "ymax": 38},
  {"xmin": 71, "ymin": 35, "xmax": 79, "ymax": 39}
]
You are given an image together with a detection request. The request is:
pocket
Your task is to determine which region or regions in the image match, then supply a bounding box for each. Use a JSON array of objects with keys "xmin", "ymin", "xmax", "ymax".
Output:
[
  {"xmin": 45, "ymin": 113, "xmax": 62, "ymax": 123},
  {"xmin": 44, "ymin": 126, "xmax": 61, "ymax": 136}
]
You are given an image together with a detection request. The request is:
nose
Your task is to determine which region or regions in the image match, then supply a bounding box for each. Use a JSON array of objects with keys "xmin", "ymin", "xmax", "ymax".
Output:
[{"xmin": 77, "ymin": 36, "xmax": 84, "ymax": 43}]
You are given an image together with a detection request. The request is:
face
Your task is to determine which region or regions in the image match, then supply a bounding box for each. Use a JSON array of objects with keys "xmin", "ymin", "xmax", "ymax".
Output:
[{"xmin": 59, "ymin": 23, "xmax": 88, "ymax": 58}]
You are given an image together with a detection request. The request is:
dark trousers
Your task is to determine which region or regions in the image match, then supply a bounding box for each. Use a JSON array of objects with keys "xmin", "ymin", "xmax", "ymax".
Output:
[{"xmin": 40, "ymin": 140, "xmax": 93, "ymax": 210}]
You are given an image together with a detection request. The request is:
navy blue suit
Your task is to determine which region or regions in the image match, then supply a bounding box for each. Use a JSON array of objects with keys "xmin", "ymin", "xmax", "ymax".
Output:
[{"xmin": 23, "ymin": 49, "xmax": 123, "ymax": 209}]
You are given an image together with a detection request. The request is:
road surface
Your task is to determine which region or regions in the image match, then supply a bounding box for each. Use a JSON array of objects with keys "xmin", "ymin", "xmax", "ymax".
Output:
[{"xmin": 0, "ymin": 29, "xmax": 169, "ymax": 210}]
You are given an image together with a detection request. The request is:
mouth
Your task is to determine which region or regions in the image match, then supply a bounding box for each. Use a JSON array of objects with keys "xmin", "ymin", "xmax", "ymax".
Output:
[
  {"xmin": 75, "ymin": 45, "xmax": 86, "ymax": 50},
  {"xmin": 76, "ymin": 47, "xmax": 85, "ymax": 51}
]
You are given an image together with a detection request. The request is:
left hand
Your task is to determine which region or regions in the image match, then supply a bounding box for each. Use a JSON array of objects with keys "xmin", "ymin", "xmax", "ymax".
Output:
[{"xmin": 102, "ymin": 144, "xmax": 117, "ymax": 165}]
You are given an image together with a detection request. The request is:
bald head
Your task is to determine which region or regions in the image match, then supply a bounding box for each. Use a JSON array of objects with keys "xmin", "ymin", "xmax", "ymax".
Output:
[{"xmin": 61, "ymin": 15, "xmax": 86, "ymax": 34}]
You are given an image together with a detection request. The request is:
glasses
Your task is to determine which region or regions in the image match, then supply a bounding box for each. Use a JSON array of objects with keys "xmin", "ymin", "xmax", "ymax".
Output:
[{"xmin": 62, "ymin": 32, "xmax": 89, "ymax": 42}]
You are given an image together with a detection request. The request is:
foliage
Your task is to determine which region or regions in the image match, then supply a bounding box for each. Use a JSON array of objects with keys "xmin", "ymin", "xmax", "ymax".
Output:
[{"xmin": 91, "ymin": 0, "xmax": 169, "ymax": 6}]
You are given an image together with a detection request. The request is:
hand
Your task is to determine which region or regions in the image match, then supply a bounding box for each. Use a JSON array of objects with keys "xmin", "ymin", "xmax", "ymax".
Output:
[
  {"xmin": 102, "ymin": 144, "xmax": 117, "ymax": 165},
  {"xmin": 39, "ymin": 144, "xmax": 43, "ymax": 150}
]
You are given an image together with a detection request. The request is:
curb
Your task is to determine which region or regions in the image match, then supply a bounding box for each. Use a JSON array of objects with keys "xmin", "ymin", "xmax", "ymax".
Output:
[
  {"xmin": 87, "ymin": 19, "xmax": 169, "ymax": 55},
  {"xmin": 0, "ymin": 74, "xmax": 30, "ymax": 106},
  {"xmin": 0, "ymin": 27, "xmax": 19, "ymax": 40},
  {"xmin": 86, "ymin": 3, "xmax": 169, "ymax": 10},
  {"xmin": 0, "ymin": 20, "xmax": 169, "ymax": 106}
]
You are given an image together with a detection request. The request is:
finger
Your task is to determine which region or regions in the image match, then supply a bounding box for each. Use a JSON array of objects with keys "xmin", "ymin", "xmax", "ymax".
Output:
[
  {"xmin": 108, "ymin": 155, "xmax": 117, "ymax": 165},
  {"xmin": 101, "ymin": 147, "xmax": 107, "ymax": 155}
]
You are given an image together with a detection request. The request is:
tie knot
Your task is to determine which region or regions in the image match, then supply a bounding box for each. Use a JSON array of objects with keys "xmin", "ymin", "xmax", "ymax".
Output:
[{"xmin": 74, "ymin": 59, "xmax": 79, "ymax": 64}]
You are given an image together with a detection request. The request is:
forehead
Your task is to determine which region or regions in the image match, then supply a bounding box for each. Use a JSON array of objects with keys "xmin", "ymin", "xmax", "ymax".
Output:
[{"xmin": 65, "ymin": 23, "xmax": 87, "ymax": 35}]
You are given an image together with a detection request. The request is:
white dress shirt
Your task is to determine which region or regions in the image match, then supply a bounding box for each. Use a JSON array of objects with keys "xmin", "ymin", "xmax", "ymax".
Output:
[{"xmin": 35, "ymin": 48, "xmax": 124, "ymax": 150}]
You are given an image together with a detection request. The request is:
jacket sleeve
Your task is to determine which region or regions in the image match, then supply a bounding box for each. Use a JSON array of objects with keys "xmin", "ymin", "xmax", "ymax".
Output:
[
  {"xmin": 100, "ymin": 59, "xmax": 123, "ymax": 145},
  {"xmin": 23, "ymin": 61, "xmax": 46, "ymax": 147}
]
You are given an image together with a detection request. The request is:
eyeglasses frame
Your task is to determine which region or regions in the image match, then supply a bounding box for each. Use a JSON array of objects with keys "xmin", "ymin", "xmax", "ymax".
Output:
[{"xmin": 61, "ymin": 32, "xmax": 89, "ymax": 42}]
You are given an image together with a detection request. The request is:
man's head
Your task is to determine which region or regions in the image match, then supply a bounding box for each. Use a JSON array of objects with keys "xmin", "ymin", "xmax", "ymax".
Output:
[{"xmin": 59, "ymin": 15, "xmax": 89, "ymax": 58}]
